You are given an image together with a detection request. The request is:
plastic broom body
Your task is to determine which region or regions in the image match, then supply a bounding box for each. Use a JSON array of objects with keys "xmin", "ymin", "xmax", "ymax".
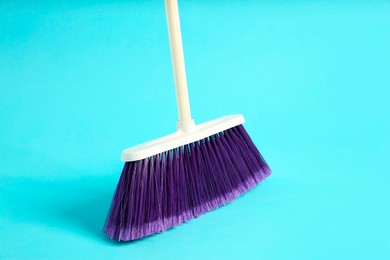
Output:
[{"xmin": 104, "ymin": 0, "xmax": 271, "ymax": 241}]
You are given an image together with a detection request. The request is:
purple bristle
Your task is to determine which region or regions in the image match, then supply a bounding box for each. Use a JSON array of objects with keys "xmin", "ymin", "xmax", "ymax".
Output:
[{"xmin": 103, "ymin": 125, "xmax": 271, "ymax": 241}]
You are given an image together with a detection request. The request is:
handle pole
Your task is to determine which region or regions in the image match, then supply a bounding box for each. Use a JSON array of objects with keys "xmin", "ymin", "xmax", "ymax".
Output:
[{"xmin": 165, "ymin": 0, "xmax": 193, "ymax": 124}]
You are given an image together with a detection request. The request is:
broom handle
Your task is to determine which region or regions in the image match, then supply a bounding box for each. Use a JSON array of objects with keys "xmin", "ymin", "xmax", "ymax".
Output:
[{"xmin": 165, "ymin": 0, "xmax": 193, "ymax": 127}]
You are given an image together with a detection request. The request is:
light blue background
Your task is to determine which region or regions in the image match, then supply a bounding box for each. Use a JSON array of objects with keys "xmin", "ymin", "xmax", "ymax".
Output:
[{"xmin": 1, "ymin": 0, "xmax": 389, "ymax": 259}]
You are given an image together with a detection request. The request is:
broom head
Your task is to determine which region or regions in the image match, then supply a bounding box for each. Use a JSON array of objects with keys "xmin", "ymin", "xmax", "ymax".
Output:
[{"xmin": 104, "ymin": 115, "xmax": 271, "ymax": 241}]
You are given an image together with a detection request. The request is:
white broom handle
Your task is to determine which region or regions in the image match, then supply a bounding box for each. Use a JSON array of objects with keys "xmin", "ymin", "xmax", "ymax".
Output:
[{"xmin": 165, "ymin": 0, "xmax": 193, "ymax": 124}]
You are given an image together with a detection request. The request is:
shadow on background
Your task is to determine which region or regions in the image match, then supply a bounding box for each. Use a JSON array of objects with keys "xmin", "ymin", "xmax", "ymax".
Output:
[{"xmin": 0, "ymin": 174, "xmax": 118, "ymax": 243}]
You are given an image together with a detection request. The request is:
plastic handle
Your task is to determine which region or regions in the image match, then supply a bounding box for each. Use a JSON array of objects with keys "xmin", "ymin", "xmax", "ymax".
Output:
[{"xmin": 165, "ymin": 0, "xmax": 193, "ymax": 126}]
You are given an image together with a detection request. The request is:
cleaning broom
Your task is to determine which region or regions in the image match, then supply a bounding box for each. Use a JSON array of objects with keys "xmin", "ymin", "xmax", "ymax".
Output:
[{"xmin": 103, "ymin": 0, "xmax": 271, "ymax": 241}]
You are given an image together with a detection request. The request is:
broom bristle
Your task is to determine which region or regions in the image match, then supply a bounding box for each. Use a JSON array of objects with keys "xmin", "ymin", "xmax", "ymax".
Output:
[{"xmin": 103, "ymin": 125, "xmax": 271, "ymax": 241}]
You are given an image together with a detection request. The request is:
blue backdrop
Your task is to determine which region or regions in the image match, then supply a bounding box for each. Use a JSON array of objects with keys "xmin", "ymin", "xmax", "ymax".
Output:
[{"xmin": 1, "ymin": 0, "xmax": 389, "ymax": 259}]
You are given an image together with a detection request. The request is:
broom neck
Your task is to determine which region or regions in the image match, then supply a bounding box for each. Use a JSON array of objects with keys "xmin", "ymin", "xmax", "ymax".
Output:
[{"xmin": 165, "ymin": 0, "xmax": 194, "ymax": 129}]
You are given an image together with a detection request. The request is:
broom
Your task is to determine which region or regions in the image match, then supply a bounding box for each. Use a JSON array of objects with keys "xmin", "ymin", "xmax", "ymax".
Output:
[{"xmin": 103, "ymin": 0, "xmax": 271, "ymax": 241}]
